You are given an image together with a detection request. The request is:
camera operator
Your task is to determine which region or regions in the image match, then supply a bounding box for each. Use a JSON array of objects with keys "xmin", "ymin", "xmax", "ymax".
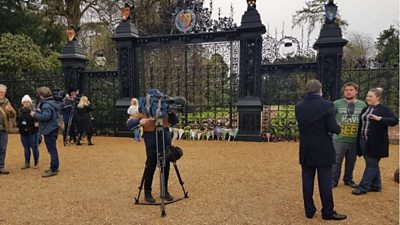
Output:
[
  {"xmin": 135, "ymin": 106, "xmax": 179, "ymax": 203},
  {"xmin": 60, "ymin": 90, "xmax": 79, "ymax": 145}
]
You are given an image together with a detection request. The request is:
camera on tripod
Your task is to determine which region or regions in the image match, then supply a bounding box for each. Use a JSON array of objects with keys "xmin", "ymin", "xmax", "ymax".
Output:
[
  {"xmin": 52, "ymin": 89, "xmax": 65, "ymax": 102},
  {"xmin": 138, "ymin": 89, "xmax": 186, "ymax": 119},
  {"xmin": 52, "ymin": 89, "xmax": 81, "ymax": 105}
]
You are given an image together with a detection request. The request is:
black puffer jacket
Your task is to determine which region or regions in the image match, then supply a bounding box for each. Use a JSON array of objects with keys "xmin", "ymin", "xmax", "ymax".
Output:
[{"xmin": 17, "ymin": 107, "xmax": 38, "ymax": 135}]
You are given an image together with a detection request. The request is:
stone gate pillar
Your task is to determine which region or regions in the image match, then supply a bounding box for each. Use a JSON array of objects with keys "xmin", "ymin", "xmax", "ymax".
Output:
[
  {"xmin": 235, "ymin": 1, "xmax": 266, "ymax": 141},
  {"xmin": 59, "ymin": 37, "xmax": 88, "ymax": 94},
  {"xmin": 112, "ymin": 9, "xmax": 139, "ymax": 136},
  {"xmin": 313, "ymin": 0, "xmax": 348, "ymax": 101}
]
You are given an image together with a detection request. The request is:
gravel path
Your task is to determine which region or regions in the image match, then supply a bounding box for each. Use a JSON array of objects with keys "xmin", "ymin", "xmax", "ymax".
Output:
[{"xmin": 0, "ymin": 134, "xmax": 398, "ymax": 225}]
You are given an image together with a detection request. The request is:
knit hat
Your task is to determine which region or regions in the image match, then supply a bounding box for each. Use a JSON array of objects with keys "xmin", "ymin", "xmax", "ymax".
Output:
[{"xmin": 21, "ymin": 95, "xmax": 32, "ymax": 103}]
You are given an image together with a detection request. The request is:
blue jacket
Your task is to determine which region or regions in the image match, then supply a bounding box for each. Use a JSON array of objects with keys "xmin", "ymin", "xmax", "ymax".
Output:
[{"xmin": 34, "ymin": 97, "xmax": 59, "ymax": 136}]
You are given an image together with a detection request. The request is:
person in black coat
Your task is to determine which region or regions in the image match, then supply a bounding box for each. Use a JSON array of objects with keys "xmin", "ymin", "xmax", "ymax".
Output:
[
  {"xmin": 76, "ymin": 96, "xmax": 95, "ymax": 145},
  {"xmin": 17, "ymin": 95, "xmax": 39, "ymax": 169},
  {"xmin": 295, "ymin": 79, "xmax": 346, "ymax": 221},
  {"xmin": 352, "ymin": 87, "xmax": 398, "ymax": 195}
]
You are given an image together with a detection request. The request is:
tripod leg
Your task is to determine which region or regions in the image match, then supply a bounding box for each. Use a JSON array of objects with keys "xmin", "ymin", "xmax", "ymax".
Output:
[
  {"xmin": 64, "ymin": 109, "xmax": 74, "ymax": 146},
  {"xmin": 159, "ymin": 163, "xmax": 166, "ymax": 217},
  {"xmin": 134, "ymin": 165, "xmax": 147, "ymax": 204},
  {"xmin": 172, "ymin": 161, "xmax": 189, "ymax": 198},
  {"xmin": 156, "ymin": 124, "xmax": 167, "ymax": 217}
]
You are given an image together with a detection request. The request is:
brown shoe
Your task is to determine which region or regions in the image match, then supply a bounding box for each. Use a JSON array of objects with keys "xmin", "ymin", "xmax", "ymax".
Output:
[
  {"xmin": 42, "ymin": 170, "xmax": 58, "ymax": 177},
  {"xmin": 21, "ymin": 164, "xmax": 31, "ymax": 169},
  {"xmin": 44, "ymin": 168, "xmax": 59, "ymax": 173},
  {"xmin": 0, "ymin": 168, "xmax": 10, "ymax": 174},
  {"xmin": 344, "ymin": 180, "xmax": 358, "ymax": 188}
]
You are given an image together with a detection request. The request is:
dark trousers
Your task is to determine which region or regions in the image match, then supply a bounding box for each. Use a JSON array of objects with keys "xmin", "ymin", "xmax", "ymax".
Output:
[
  {"xmin": 357, "ymin": 138, "xmax": 382, "ymax": 192},
  {"xmin": 143, "ymin": 129, "xmax": 171, "ymax": 193},
  {"xmin": 302, "ymin": 165, "xmax": 334, "ymax": 218},
  {"xmin": 20, "ymin": 133, "xmax": 39, "ymax": 164},
  {"xmin": 0, "ymin": 131, "xmax": 8, "ymax": 169},
  {"xmin": 63, "ymin": 119, "xmax": 76, "ymax": 142},
  {"xmin": 44, "ymin": 134, "xmax": 59, "ymax": 172},
  {"xmin": 78, "ymin": 131, "xmax": 93, "ymax": 144}
]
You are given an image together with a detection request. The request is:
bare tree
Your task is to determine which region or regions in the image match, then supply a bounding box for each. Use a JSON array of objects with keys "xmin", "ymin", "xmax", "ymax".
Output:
[
  {"xmin": 343, "ymin": 31, "xmax": 375, "ymax": 63},
  {"xmin": 42, "ymin": 0, "xmax": 119, "ymax": 27},
  {"xmin": 292, "ymin": 0, "xmax": 348, "ymax": 36}
]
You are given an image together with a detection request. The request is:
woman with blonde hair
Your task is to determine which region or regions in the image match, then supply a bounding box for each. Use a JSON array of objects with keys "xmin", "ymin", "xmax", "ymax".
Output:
[
  {"xmin": 127, "ymin": 98, "xmax": 140, "ymax": 142},
  {"xmin": 76, "ymin": 96, "xmax": 95, "ymax": 145}
]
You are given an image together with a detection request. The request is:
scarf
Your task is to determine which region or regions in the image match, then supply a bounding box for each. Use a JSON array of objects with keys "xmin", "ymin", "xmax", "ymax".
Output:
[{"xmin": 0, "ymin": 98, "xmax": 11, "ymax": 131}]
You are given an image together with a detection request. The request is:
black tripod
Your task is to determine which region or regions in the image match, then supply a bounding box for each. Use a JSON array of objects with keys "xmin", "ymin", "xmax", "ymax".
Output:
[{"xmin": 134, "ymin": 119, "xmax": 188, "ymax": 217}]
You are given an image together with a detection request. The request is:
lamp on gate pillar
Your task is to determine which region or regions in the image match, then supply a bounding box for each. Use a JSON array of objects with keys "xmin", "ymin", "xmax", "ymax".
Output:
[
  {"xmin": 325, "ymin": 0, "xmax": 337, "ymax": 23},
  {"xmin": 313, "ymin": 0, "xmax": 347, "ymax": 101},
  {"xmin": 246, "ymin": 0, "xmax": 256, "ymax": 10}
]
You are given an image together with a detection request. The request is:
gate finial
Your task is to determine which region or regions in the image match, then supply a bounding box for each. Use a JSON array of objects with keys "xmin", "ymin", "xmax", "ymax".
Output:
[
  {"xmin": 246, "ymin": 0, "xmax": 256, "ymax": 9},
  {"xmin": 120, "ymin": 3, "xmax": 134, "ymax": 20}
]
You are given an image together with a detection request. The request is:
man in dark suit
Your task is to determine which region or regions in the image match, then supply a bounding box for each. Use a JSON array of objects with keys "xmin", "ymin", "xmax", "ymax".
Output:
[{"xmin": 295, "ymin": 79, "xmax": 346, "ymax": 221}]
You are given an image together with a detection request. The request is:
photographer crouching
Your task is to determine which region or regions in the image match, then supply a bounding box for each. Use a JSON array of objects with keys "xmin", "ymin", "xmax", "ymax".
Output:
[{"xmin": 129, "ymin": 89, "xmax": 179, "ymax": 203}]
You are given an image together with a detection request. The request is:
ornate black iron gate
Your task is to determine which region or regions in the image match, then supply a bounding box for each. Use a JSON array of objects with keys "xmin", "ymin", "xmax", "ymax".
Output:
[
  {"xmin": 110, "ymin": 2, "xmax": 266, "ymax": 139},
  {"xmin": 260, "ymin": 62, "xmax": 317, "ymax": 141},
  {"xmin": 58, "ymin": 1, "xmax": 350, "ymax": 141},
  {"xmin": 136, "ymin": 42, "xmax": 240, "ymax": 128}
]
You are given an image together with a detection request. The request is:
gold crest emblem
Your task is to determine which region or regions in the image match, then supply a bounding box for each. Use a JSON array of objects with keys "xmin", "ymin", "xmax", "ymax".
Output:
[
  {"xmin": 120, "ymin": 6, "xmax": 131, "ymax": 20},
  {"xmin": 66, "ymin": 28, "xmax": 76, "ymax": 42},
  {"xmin": 180, "ymin": 13, "xmax": 192, "ymax": 28}
]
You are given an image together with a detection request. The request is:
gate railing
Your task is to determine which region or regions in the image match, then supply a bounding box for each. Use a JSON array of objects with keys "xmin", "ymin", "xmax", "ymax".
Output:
[
  {"xmin": 0, "ymin": 75, "xmax": 64, "ymax": 109},
  {"xmin": 260, "ymin": 62, "xmax": 317, "ymax": 141},
  {"xmin": 79, "ymin": 70, "xmax": 118, "ymax": 135},
  {"xmin": 342, "ymin": 60, "xmax": 399, "ymax": 114}
]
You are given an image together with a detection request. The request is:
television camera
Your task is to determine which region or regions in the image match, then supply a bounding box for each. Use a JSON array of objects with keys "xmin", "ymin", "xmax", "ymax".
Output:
[{"xmin": 138, "ymin": 89, "xmax": 186, "ymax": 119}]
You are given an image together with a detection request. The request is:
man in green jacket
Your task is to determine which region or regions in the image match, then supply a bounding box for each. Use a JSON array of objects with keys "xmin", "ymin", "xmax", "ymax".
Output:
[{"xmin": 332, "ymin": 82, "xmax": 366, "ymax": 188}]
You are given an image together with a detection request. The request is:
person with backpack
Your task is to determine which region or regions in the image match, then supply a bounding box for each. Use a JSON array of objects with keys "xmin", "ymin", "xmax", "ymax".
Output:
[
  {"xmin": 30, "ymin": 86, "xmax": 60, "ymax": 178},
  {"xmin": 17, "ymin": 95, "xmax": 39, "ymax": 169}
]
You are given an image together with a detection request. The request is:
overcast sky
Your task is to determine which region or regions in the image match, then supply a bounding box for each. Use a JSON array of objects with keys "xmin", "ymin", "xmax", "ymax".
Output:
[{"xmin": 206, "ymin": 0, "xmax": 399, "ymax": 43}]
